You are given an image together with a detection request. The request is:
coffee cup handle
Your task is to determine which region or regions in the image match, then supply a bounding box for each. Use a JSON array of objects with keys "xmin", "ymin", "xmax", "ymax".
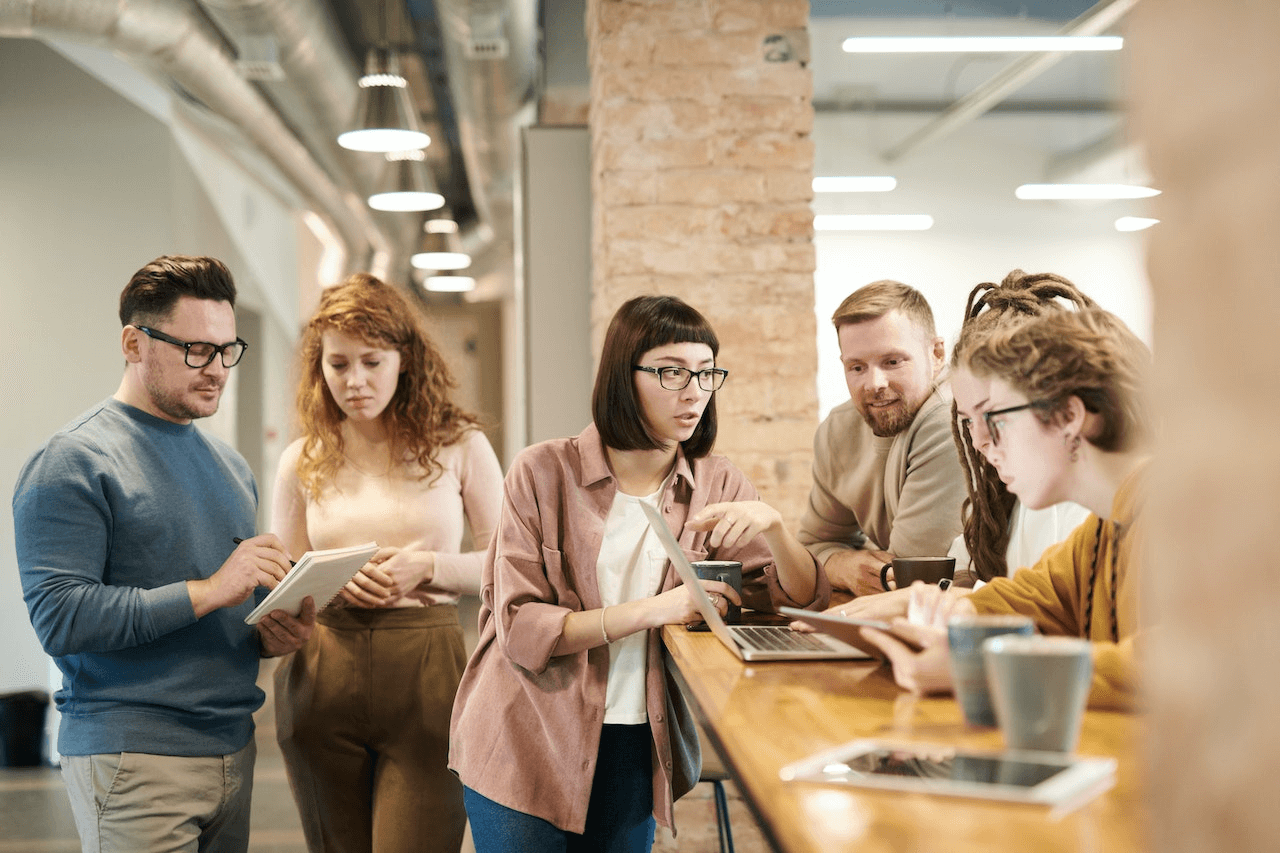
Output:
[{"xmin": 880, "ymin": 563, "xmax": 894, "ymax": 592}]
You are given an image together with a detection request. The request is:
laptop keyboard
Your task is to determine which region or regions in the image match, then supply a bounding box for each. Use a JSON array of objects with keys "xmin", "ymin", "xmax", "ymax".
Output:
[{"xmin": 732, "ymin": 625, "xmax": 831, "ymax": 653}]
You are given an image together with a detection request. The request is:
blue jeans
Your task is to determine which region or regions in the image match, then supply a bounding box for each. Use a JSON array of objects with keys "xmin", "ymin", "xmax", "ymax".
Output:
[{"xmin": 465, "ymin": 724, "xmax": 656, "ymax": 853}]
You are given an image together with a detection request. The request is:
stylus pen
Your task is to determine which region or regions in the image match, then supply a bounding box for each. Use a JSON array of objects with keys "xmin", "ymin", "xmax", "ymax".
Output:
[{"xmin": 232, "ymin": 537, "xmax": 296, "ymax": 567}]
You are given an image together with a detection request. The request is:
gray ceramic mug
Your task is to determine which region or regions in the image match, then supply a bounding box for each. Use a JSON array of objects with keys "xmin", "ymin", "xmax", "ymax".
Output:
[{"xmin": 983, "ymin": 635, "xmax": 1094, "ymax": 752}]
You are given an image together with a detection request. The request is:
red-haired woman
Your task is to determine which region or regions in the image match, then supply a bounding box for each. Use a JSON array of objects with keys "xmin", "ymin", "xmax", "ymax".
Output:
[{"xmin": 272, "ymin": 273, "xmax": 503, "ymax": 853}]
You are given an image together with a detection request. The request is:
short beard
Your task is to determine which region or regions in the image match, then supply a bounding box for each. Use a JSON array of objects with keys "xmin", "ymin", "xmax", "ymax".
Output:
[{"xmin": 860, "ymin": 400, "xmax": 915, "ymax": 437}]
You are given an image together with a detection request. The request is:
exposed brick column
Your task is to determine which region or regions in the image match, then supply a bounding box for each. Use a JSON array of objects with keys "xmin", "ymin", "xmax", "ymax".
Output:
[
  {"xmin": 1130, "ymin": 2, "xmax": 1280, "ymax": 850},
  {"xmin": 585, "ymin": 0, "xmax": 817, "ymax": 523}
]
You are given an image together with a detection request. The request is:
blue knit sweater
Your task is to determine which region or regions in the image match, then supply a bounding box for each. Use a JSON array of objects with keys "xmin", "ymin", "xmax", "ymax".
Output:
[{"xmin": 13, "ymin": 398, "xmax": 265, "ymax": 757}]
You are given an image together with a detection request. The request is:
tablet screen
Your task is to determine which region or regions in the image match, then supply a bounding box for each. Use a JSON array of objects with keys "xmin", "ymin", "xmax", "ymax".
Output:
[
  {"xmin": 833, "ymin": 748, "xmax": 1067, "ymax": 788},
  {"xmin": 779, "ymin": 739, "xmax": 1117, "ymax": 807}
]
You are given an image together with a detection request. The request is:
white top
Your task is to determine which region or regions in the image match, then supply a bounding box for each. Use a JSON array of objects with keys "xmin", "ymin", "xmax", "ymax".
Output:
[
  {"xmin": 950, "ymin": 500, "xmax": 1092, "ymax": 587},
  {"xmin": 597, "ymin": 485, "xmax": 667, "ymax": 724}
]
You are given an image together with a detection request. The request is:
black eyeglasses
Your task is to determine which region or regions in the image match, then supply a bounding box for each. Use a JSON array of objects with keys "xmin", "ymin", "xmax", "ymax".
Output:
[
  {"xmin": 135, "ymin": 326, "xmax": 249, "ymax": 369},
  {"xmin": 634, "ymin": 365, "xmax": 729, "ymax": 392},
  {"xmin": 980, "ymin": 401, "xmax": 1051, "ymax": 447}
]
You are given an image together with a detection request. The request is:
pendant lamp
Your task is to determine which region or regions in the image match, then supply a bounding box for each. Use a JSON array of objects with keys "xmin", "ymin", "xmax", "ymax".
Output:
[
  {"xmin": 368, "ymin": 150, "xmax": 445, "ymax": 211},
  {"xmin": 338, "ymin": 48, "xmax": 430, "ymax": 153},
  {"xmin": 423, "ymin": 271, "xmax": 477, "ymax": 292},
  {"xmin": 410, "ymin": 217, "xmax": 471, "ymax": 270}
]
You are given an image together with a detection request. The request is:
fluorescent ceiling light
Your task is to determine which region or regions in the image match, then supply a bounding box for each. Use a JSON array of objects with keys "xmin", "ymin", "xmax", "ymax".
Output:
[
  {"xmin": 813, "ymin": 176, "xmax": 897, "ymax": 193},
  {"xmin": 842, "ymin": 36, "xmax": 1123, "ymax": 54},
  {"xmin": 1115, "ymin": 216, "xmax": 1160, "ymax": 232},
  {"xmin": 814, "ymin": 214, "xmax": 934, "ymax": 231},
  {"xmin": 1015, "ymin": 183, "xmax": 1161, "ymax": 200}
]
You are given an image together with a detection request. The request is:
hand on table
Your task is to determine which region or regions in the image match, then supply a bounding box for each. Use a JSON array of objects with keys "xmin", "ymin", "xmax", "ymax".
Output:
[{"xmin": 823, "ymin": 548, "xmax": 894, "ymax": 597}]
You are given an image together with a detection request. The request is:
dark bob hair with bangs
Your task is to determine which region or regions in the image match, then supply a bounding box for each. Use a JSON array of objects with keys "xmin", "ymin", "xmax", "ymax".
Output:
[{"xmin": 592, "ymin": 295, "xmax": 720, "ymax": 458}]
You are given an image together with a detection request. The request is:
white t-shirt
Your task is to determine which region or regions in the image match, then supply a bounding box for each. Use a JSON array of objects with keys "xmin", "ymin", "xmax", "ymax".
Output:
[
  {"xmin": 950, "ymin": 500, "xmax": 1092, "ymax": 587},
  {"xmin": 596, "ymin": 485, "xmax": 668, "ymax": 724}
]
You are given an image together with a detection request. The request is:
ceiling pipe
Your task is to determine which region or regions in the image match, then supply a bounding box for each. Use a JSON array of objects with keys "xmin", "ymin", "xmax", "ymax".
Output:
[
  {"xmin": 0, "ymin": 0, "xmax": 393, "ymax": 275},
  {"xmin": 882, "ymin": 0, "xmax": 1140, "ymax": 163},
  {"xmin": 421, "ymin": 0, "xmax": 539, "ymax": 298}
]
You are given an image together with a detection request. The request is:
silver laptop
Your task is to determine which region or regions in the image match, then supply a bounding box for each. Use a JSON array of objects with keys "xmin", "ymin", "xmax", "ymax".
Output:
[{"xmin": 640, "ymin": 501, "xmax": 870, "ymax": 661}]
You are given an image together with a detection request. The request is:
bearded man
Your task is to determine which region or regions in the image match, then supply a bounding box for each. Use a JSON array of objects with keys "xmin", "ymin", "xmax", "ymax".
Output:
[{"xmin": 798, "ymin": 281, "xmax": 966, "ymax": 596}]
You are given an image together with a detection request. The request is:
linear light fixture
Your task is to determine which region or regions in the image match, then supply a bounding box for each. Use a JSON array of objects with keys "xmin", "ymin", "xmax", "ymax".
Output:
[
  {"xmin": 1115, "ymin": 216, "xmax": 1159, "ymax": 232},
  {"xmin": 814, "ymin": 214, "xmax": 934, "ymax": 231},
  {"xmin": 842, "ymin": 35, "xmax": 1123, "ymax": 54},
  {"xmin": 813, "ymin": 176, "xmax": 897, "ymax": 193},
  {"xmin": 1015, "ymin": 184, "xmax": 1161, "ymax": 200}
]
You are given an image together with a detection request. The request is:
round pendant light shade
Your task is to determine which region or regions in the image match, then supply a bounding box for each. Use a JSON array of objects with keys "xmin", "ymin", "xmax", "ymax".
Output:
[
  {"xmin": 423, "ymin": 271, "xmax": 477, "ymax": 292},
  {"xmin": 368, "ymin": 149, "xmax": 445, "ymax": 211},
  {"xmin": 410, "ymin": 217, "xmax": 471, "ymax": 270},
  {"xmin": 338, "ymin": 48, "xmax": 430, "ymax": 153}
]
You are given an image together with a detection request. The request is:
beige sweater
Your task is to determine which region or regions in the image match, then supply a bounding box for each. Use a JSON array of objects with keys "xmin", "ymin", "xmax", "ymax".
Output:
[
  {"xmin": 271, "ymin": 429, "xmax": 504, "ymax": 604},
  {"xmin": 799, "ymin": 386, "xmax": 967, "ymax": 564}
]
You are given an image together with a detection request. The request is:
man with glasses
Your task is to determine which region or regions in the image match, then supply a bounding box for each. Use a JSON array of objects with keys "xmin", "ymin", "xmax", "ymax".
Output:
[
  {"xmin": 13, "ymin": 255, "xmax": 314, "ymax": 853},
  {"xmin": 798, "ymin": 281, "xmax": 967, "ymax": 597}
]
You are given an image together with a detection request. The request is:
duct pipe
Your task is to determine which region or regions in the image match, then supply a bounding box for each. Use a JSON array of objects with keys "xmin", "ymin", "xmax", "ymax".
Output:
[
  {"xmin": 424, "ymin": 0, "xmax": 538, "ymax": 294},
  {"xmin": 883, "ymin": 0, "xmax": 1140, "ymax": 162},
  {"xmin": 0, "ymin": 0, "xmax": 392, "ymax": 273}
]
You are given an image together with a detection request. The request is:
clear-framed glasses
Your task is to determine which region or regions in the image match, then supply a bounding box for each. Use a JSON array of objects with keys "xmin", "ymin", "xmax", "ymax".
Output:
[
  {"xmin": 134, "ymin": 325, "xmax": 249, "ymax": 369},
  {"xmin": 980, "ymin": 401, "xmax": 1051, "ymax": 447},
  {"xmin": 634, "ymin": 365, "xmax": 729, "ymax": 392}
]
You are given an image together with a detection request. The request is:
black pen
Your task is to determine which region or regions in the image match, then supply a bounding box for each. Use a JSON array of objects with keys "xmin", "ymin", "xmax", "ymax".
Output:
[{"xmin": 232, "ymin": 537, "xmax": 296, "ymax": 567}]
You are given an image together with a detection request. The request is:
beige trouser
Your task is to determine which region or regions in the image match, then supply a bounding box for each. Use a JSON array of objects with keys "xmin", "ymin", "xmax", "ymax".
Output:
[
  {"xmin": 274, "ymin": 605, "xmax": 467, "ymax": 853},
  {"xmin": 61, "ymin": 739, "xmax": 256, "ymax": 853}
]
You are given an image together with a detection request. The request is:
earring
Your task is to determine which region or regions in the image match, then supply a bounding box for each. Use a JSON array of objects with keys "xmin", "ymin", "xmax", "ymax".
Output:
[{"xmin": 1069, "ymin": 434, "xmax": 1081, "ymax": 463}]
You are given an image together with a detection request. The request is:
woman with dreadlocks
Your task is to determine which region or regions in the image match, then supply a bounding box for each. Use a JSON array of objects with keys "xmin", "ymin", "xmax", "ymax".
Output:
[{"xmin": 947, "ymin": 270, "xmax": 1095, "ymax": 586}]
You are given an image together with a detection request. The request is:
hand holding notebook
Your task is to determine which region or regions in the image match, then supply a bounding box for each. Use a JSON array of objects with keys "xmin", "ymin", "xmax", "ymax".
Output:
[{"xmin": 245, "ymin": 541, "xmax": 379, "ymax": 624}]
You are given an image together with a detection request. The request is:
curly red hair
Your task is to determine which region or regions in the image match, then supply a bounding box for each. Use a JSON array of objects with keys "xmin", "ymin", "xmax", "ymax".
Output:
[{"xmin": 293, "ymin": 273, "xmax": 479, "ymax": 499}]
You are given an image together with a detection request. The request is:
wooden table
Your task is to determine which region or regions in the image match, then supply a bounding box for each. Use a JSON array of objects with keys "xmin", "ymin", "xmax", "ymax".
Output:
[{"xmin": 662, "ymin": 625, "xmax": 1146, "ymax": 853}]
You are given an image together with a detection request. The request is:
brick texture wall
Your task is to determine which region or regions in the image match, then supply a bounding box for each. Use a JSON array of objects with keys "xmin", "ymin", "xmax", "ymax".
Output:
[{"xmin": 585, "ymin": 0, "xmax": 817, "ymax": 524}]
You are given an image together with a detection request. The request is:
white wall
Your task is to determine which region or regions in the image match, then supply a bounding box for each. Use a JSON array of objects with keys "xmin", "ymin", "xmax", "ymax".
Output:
[
  {"xmin": 0, "ymin": 37, "xmax": 300, "ymax": 693},
  {"xmin": 812, "ymin": 111, "xmax": 1154, "ymax": 418}
]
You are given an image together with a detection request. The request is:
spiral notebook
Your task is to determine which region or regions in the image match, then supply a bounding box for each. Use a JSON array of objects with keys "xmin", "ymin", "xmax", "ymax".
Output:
[{"xmin": 244, "ymin": 541, "xmax": 379, "ymax": 624}]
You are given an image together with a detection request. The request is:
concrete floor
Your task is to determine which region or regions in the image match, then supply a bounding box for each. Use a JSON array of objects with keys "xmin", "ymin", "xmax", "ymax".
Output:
[{"xmin": 0, "ymin": 597, "xmax": 768, "ymax": 852}]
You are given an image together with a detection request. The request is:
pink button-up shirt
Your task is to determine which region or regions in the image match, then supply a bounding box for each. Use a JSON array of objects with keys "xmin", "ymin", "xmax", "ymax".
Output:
[{"xmin": 448, "ymin": 424, "xmax": 830, "ymax": 834}]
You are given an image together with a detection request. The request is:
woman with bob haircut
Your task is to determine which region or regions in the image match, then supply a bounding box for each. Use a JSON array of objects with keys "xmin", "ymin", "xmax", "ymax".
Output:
[
  {"xmin": 271, "ymin": 273, "xmax": 503, "ymax": 853},
  {"xmin": 859, "ymin": 306, "xmax": 1152, "ymax": 711},
  {"xmin": 449, "ymin": 295, "xmax": 829, "ymax": 851}
]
